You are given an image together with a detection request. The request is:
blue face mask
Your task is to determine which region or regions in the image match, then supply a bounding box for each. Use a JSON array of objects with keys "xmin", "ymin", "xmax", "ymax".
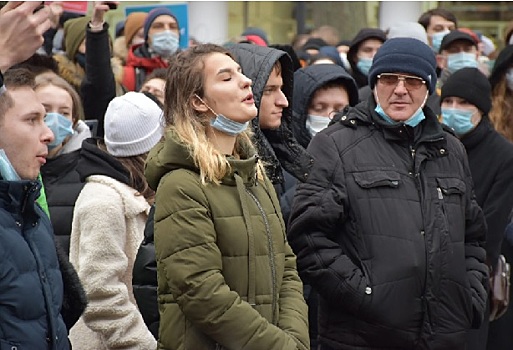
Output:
[
  {"xmin": 210, "ymin": 114, "xmax": 249, "ymax": 136},
  {"xmin": 45, "ymin": 112, "xmax": 74, "ymax": 150},
  {"xmin": 150, "ymin": 30, "xmax": 179, "ymax": 58},
  {"xmin": 0, "ymin": 149, "xmax": 20, "ymax": 181},
  {"xmin": 447, "ymin": 52, "xmax": 478, "ymax": 73},
  {"xmin": 374, "ymin": 91, "xmax": 427, "ymax": 127},
  {"xmin": 431, "ymin": 30, "xmax": 449, "ymax": 53},
  {"xmin": 441, "ymin": 107, "xmax": 475, "ymax": 136},
  {"xmin": 356, "ymin": 57, "xmax": 373, "ymax": 76}
]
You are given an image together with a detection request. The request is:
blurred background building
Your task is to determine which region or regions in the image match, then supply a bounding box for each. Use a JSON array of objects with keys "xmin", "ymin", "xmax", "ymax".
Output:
[{"xmin": 102, "ymin": 1, "xmax": 513, "ymax": 49}]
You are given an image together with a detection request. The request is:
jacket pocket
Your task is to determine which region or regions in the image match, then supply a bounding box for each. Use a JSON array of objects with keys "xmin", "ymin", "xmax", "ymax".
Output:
[
  {"xmin": 353, "ymin": 170, "xmax": 401, "ymax": 189},
  {"xmin": 0, "ymin": 339, "xmax": 20, "ymax": 350},
  {"xmin": 436, "ymin": 177, "xmax": 466, "ymax": 242}
]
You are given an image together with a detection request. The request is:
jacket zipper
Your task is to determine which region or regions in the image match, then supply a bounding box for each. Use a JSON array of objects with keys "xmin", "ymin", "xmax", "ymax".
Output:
[{"xmin": 245, "ymin": 188, "xmax": 278, "ymax": 324}]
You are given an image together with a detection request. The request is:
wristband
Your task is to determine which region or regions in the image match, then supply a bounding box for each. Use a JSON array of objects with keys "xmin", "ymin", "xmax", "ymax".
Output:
[{"xmin": 88, "ymin": 21, "xmax": 105, "ymax": 31}]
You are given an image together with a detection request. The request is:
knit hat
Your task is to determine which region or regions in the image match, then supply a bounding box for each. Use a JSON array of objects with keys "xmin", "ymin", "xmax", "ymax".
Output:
[
  {"xmin": 241, "ymin": 27, "xmax": 269, "ymax": 45},
  {"xmin": 441, "ymin": 67, "xmax": 491, "ymax": 114},
  {"xmin": 489, "ymin": 45, "xmax": 513, "ymax": 89},
  {"xmin": 143, "ymin": 8, "xmax": 179, "ymax": 43},
  {"xmin": 124, "ymin": 12, "xmax": 147, "ymax": 48},
  {"xmin": 302, "ymin": 37, "xmax": 328, "ymax": 51},
  {"xmin": 387, "ymin": 22, "xmax": 428, "ymax": 45},
  {"xmin": 368, "ymin": 37, "xmax": 437, "ymax": 94},
  {"xmin": 439, "ymin": 30, "xmax": 477, "ymax": 53},
  {"xmin": 63, "ymin": 15, "xmax": 90, "ymax": 61},
  {"xmin": 104, "ymin": 92, "xmax": 163, "ymax": 157}
]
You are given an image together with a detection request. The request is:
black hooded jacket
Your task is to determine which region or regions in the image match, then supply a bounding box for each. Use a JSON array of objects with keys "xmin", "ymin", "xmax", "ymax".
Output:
[
  {"xmin": 288, "ymin": 96, "xmax": 488, "ymax": 349},
  {"xmin": 229, "ymin": 44, "xmax": 313, "ymax": 193},
  {"xmin": 76, "ymin": 138, "xmax": 130, "ymax": 185},
  {"xmin": 291, "ymin": 63, "xmax": 359, "ymax": 149}
]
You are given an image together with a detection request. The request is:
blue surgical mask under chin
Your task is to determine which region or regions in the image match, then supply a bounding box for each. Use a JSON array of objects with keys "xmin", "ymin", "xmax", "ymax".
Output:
[
  {"xmin": 45, "ymin": 112, "xmax": 74, "ymax": 150},
  {"xmin": 374, "ymin": 92, "xmax": 427, "ymax": 127},
  {"xmin": 306, "ymin": 114, "xmax": 331, "ymax": 137},
  {"xmin": 447, "ymin": 52, "xmax": 478, "ymax": 73},
  {"xmin": 431, "ymin": 30, "xmax": 450, "ymax": 53},
  {"xmin": 356, "ymin": 57, "xmax": 373, "ymax": 76},
  {"xmin": 441, "ymin": 107, "xmax": 475, "ymax": 136},
  {"xmin": 150, "ymin": 30, "xmax": 179, "ymax": 58},
  {"xmin": 0, "ymin": 149, "xmax": 20, "ymax": 181},
  {"xmin": 210, "ymin": 114, "xmax": 249, "ymax": 136}
]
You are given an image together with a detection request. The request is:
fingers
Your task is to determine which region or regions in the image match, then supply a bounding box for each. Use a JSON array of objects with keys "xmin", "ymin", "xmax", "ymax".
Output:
[{"xmin": 0, "ymin": 1, "xmax": 23, "ymax": 15}]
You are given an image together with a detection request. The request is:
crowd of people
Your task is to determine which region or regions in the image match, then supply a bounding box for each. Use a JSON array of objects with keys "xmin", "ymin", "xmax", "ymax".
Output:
[{"xmin": 2, "ymin": 1, "xmax": 513, "ymax": 349}]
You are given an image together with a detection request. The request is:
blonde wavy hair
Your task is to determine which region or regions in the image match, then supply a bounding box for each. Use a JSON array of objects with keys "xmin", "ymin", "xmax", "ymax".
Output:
[
  {"xmin": 489, "ymin": 77, "xmax": 513, "ymax": 142},
  {"xmin": 163, "ymin": 44, "xmax": 256, "ymax": 184}
]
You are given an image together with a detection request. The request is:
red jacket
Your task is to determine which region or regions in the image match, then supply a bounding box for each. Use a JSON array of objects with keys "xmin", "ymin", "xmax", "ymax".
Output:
[{"xmin": 122, "ymin": 44, "xmax": 168, "ymax": 91}]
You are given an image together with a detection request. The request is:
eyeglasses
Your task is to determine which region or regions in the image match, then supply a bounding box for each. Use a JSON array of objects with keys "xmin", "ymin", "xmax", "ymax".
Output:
[{"xmin": 377, "ymin": 73, "xmax": 426, "ymax": 90}]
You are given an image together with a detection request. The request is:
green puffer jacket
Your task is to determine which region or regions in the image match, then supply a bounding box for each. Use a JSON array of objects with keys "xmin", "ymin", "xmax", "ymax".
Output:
[{"xmin": 145, "ymin": 130, "xmax": 309, "ymax": 350}]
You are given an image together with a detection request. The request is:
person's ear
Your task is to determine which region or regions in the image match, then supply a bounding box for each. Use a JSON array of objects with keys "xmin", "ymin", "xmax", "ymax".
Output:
[{"xmin": 191, "ymin": 94, "xmax": 209, "ymax": 113}]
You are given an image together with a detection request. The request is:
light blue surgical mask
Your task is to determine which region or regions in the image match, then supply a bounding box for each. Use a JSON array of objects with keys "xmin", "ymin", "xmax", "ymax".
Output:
[
  {"xmin": 306, "ymin": 114, "xmax": 331, "ymax": 137},
  {"xmin": 374, "ymin": 90, "xmax": 427, "ymax": 127},
  {"xmin": 150, "ymin": 30, "xmax": 179, "ymax": 58},
  {"xmin": 506, "ymin": 68, "xmax": 513, "ymax": 91},
  {"xmin": 195, "ymin": 94, "xmax": 249, "ymax": 136},
  {"xmin": 210, "ymin": 115, "xmax": 248, "ymax": 136},
  {"xmin": 431, "ymin": 30, "xmax": 450, "ymax": 53},
  {"xmin": 356, "ymin": 57, "xmax": 373, "ymax": 76},
  {"xmin": 447, "ymin": 52, "xmax": 478, "ymax": 73},
  {"xmin": 44, "ymin": 112, "xmax": 74, "ymax": 150},
  {"xmin": 0, "ymin": 149, "xmax": 20, "ymax": 181},
  {"xmin": 441, "ymin": 107, "xmax": 475, "ymax": 136}
]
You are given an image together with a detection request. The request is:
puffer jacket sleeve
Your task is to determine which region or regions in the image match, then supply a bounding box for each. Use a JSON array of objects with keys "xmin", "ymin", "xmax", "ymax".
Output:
[
  {"xmin": 71, "ymin": 182, "xmax": 156, "ymax": 349},
  {"xmin": 288, "ymin": 131, "xmax": 368, "ymax": 314},
  {"xmin": 460, "ymin": 145, "xmax": 489, "ymax": 329},
  {"xmin": 155, "ymin": 170, "xmax": 305, "ymax": 350}
]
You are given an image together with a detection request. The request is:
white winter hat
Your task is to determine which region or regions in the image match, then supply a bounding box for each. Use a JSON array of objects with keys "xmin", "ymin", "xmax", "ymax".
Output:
[
  {"xmin": 104, "ymin": 92, "xmax": 163, "ymax": 157},
  {"xmin": 387, "ymin": 22, "xmax": 428, "ymax": 45}
]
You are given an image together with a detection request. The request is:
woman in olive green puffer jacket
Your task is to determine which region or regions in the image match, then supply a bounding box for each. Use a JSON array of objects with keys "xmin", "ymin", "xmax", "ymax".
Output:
[{"xmin": 144, "ymin": 44, "xmax": 309, "ymax": 350}]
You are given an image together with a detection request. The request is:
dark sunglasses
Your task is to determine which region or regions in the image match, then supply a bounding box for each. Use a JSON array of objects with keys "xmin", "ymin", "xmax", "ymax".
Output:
[{"xmin": 377, "ymin": 73, "xmax": 426, "ymax": 90}]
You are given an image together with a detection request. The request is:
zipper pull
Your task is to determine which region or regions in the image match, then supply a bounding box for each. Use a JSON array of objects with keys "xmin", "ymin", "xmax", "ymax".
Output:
[{"xmin": 437, "ymin": 187, "xmax": 443, "ymax": 200}]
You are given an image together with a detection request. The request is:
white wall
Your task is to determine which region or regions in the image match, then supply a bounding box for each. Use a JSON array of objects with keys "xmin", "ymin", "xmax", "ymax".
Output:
[{"xmin": 188, "ymin": 1, "xmax": 228, "ymax": 45}]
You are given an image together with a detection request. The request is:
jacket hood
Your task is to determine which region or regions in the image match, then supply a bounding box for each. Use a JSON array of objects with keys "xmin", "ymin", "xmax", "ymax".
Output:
[
  {"xmin": 76, "ymin": 138, "xmax": 130, "ymax": 185},
  {"xmin": 292, "ymin": 64, "xmax": 358, "ymax": 148},
  {"xmin": 145, "ymin": 129, "xmax": 258, "ymax": 191},
  {"xmin": 125, "ymin": 44, "xmax": 168, "ymax": 70},
  {"xmin": 229, "ymin": 43, "xmax": 313, "ymax": 185}
]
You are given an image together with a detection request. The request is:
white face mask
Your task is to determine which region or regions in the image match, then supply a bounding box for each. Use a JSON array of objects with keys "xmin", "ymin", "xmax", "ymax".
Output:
[{"xmin": 306, "ymin": 114, "xmax": 331, "ymax": 137}]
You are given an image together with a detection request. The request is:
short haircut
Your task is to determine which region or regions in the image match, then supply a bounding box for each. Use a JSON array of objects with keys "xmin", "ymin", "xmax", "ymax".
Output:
[
  {"xmin": 143, "ymin": 68, "xmax": 168, "ymax": 85},
  {"xmin": 0, "ymin": 68, "xmax": 36, "ymax": 121},
  {"xmin": 418, "ymin": 8, "xmax": 458, "ymax": 30}
]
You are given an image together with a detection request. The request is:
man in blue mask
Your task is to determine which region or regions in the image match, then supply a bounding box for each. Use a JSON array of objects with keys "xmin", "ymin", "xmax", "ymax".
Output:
[
  {"xmin": 418, "ymin": 8, "xmax": 457, "ymax": 54},
  {"xmin": 288, "ymin": 38, "xmax": 489, "ymax": 350},
  {"xmin": 346, "ymin": 28, "xmax": 386, "ymax": 91},
  {"xmin": 441, "ymin": 67, "xmax": 513, "ymax": 350},
  {"xmin": 123, "ymin": 7, "xmax": 180, "ymax": 92},
  {"xmin": 436, "ymin": 30, "xmax": 479, "ymax": 89}
]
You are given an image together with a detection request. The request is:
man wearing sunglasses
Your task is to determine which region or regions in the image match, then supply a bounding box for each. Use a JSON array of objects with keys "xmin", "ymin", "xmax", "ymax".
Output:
[{"xmin": 288, "ymin": 37, "xmax": 488, "ymax": 350}]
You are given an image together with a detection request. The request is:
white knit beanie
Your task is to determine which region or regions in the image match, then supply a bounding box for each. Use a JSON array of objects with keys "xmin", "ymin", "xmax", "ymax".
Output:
[{"xmin": 104, "ymin": 92, "xmax": 163, "ymax": 157}]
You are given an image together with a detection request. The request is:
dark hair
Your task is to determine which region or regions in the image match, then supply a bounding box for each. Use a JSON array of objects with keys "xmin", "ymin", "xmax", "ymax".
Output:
[
  {"xmin": 0, "ymin": 68, "xmax": 36, "ymax": 120},
  {"xmin": 11, "ymin": 53, "xmax": 59, "ymax": 76},
  {"xmin": 418, "ymin": 8, "xmax": 458, "ymax": 30},
  {"xmin": 143, "ymin": 68, "xmax": 167, "ymax": 85}
]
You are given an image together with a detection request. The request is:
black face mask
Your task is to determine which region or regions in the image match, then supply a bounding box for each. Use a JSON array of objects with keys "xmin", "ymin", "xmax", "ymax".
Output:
[{"xmin": 75, "ymin": 52, "xmax": 86, "ymax": 69}]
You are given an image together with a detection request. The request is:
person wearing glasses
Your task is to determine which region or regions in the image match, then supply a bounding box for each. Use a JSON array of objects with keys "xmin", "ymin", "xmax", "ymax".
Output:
[{"xmin": 288, "ymin": 38, "xmax": 488, "ymax": 350}]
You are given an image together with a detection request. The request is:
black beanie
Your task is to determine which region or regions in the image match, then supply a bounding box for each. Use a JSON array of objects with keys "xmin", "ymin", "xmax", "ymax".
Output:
[
  {"xmin": 441, "ymin": 67, "xmax": 491, "ymax": 114},
  {"xmin": 489, "ymin": 45, "xmax": 513, "ymax": 90},
  {"xmin": 368, "ymin": 38, "xmax": 437, "ymax": 94}
]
